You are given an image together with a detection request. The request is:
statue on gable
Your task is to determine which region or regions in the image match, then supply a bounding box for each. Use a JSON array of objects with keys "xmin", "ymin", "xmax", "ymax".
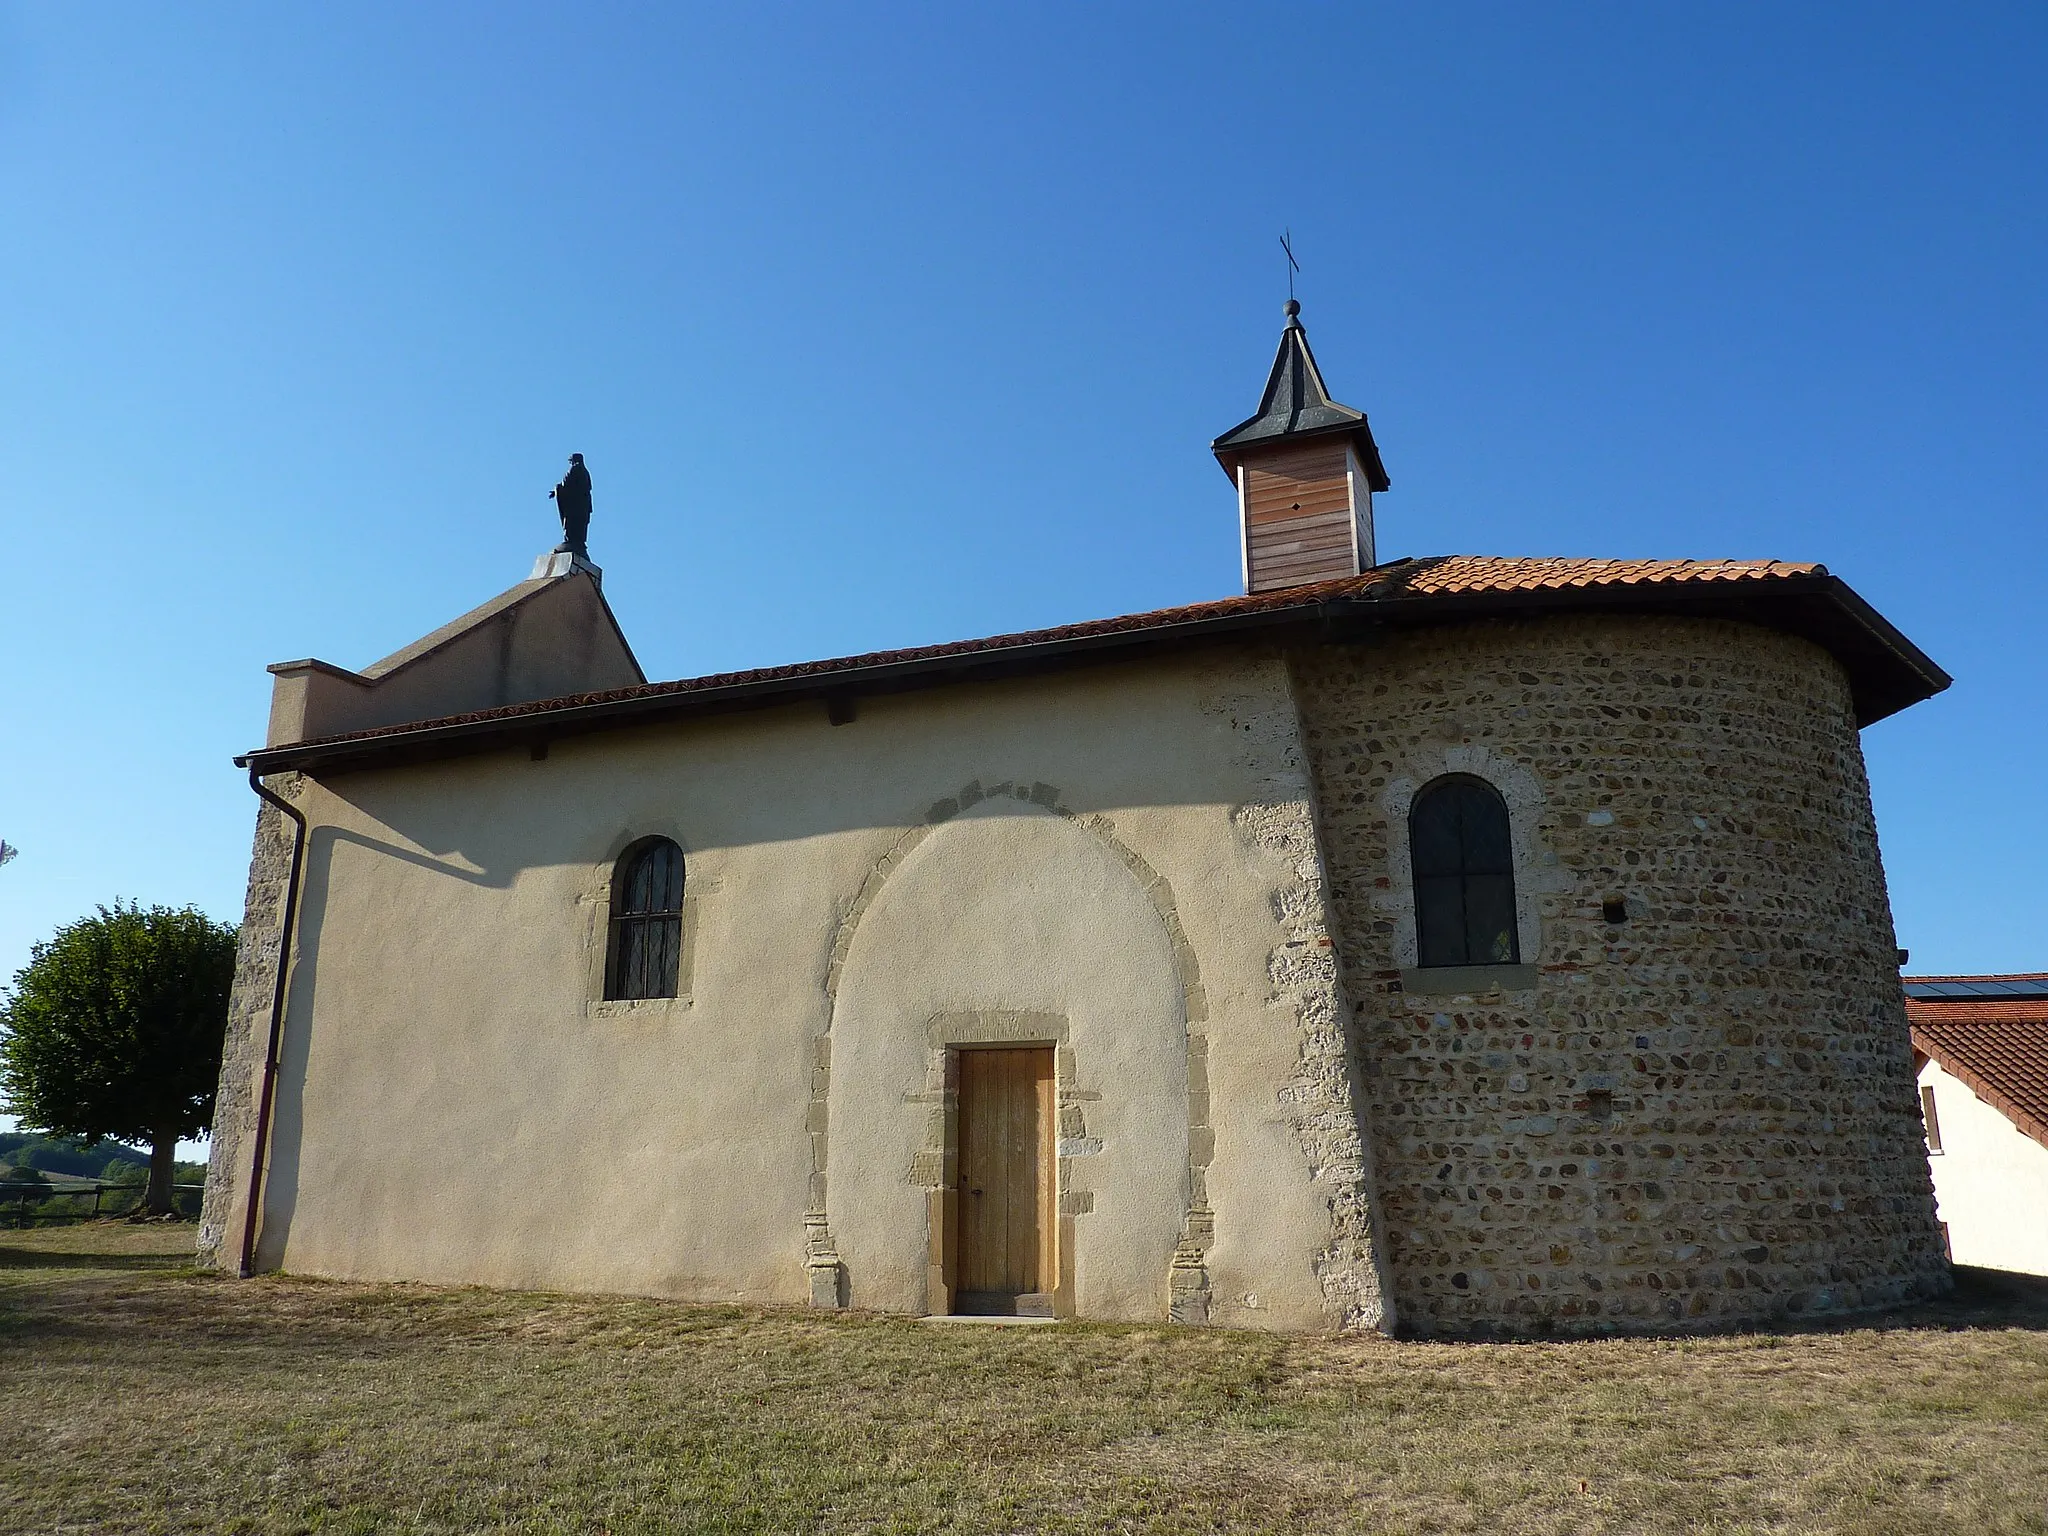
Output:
[{"xmin": 550, "ymin": 453, "xmax": 593, "ymax": 557}]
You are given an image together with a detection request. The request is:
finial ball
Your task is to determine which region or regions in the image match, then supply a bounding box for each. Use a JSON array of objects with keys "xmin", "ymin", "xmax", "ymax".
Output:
[{"xmin": 1283, "ymin": 298, "xmax": 1301, "ymax": 320}]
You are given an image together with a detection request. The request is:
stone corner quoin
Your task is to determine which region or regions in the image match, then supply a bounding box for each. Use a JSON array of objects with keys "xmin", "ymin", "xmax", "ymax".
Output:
[{"xmin": 1285, "ymin": 611, "xmax": 1949, "ymax": 1338}]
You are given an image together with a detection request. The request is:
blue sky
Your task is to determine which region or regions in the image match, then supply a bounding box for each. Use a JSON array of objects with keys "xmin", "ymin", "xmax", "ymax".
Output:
[{"xmin": 2, "ymin": 3, "xmax": 2044, "ymax": 1139}]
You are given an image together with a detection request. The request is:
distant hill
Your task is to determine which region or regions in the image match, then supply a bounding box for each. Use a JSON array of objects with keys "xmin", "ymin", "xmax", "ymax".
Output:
[{"xmin": 0, "ymin": 1132, "xmax": 150, "ymax": 1180}]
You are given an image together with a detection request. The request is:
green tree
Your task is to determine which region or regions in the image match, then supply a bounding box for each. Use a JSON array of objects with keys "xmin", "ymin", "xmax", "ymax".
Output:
[{"xmin": 0, "ymin": 903, "xmax": 237, "ymax": 1215}]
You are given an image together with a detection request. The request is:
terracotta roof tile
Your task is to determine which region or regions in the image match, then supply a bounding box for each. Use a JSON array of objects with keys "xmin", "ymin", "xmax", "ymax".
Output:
[
  {"xmin": 276, "ymin": 556, "xmax": 1831, "ymax": 752},
  {"xmin": 1401, "ymin": 556, "xmax": 1820, "ymax": 595},
  {"xmin": 1908, "ymin": 988, "xmax": 2048, "ymax": 1152}
]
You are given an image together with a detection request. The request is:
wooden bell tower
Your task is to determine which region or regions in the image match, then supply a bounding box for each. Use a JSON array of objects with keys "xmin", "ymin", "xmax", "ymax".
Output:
[{"xmin": 1211, "ymin": 300, "xmax": 1389, "ymax": 594}]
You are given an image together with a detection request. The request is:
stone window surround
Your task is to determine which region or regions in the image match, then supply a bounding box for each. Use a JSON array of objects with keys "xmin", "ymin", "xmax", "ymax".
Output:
[
  {"xmin": 1380, "ymin": 745, "xmax": 1563, "ymax": 993},
  {"xmin": 578, "ymin": 821, "xmax": 718, "ymax": 1019}
]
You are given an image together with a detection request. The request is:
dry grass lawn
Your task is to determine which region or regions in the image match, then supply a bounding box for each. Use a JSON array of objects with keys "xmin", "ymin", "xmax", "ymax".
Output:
[{"xmin": 3, "ymin": 1224, "xmax": 2046, "ymax": 1535}]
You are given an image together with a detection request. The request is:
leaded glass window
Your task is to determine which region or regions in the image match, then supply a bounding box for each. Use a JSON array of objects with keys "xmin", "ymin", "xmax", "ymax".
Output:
[
  {"xmin": 1410, "ymin": 778, "xmax": 1519, "ymax": 968},
  {"xmin": 606, "ymin": 839, "xmax": 684, "ymax": 1000}
]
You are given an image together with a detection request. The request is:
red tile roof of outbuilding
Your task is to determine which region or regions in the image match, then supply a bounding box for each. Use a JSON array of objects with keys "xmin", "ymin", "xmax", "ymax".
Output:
[{"xmin": 1908, "ymin": 978, "xmax": 2048, "ymax": 1152}]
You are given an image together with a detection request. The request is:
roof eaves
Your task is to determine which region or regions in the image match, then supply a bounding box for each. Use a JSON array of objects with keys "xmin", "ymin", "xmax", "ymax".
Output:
[
  {"xmin": 1335, "ymin": 567, "xmax": 1944, "ymax": 723},
  {"xmin": 1811, "ymin": 574, "xmax": 1953, "ymax": 713},
  {"xmin": 236, "ymin": 560, "xmax": 1948, "ymax": 777},
  {"xmin": 1211, "ymin": 401, "xmax": 1366, "ymax": 449},
  {"xmin": 235, "ymin": 594, "xmax": 1336, "ymax": 777},
  {"xmin": 1912, "ymin": 1025, "xmax": 2048, "ymax": 1153}
]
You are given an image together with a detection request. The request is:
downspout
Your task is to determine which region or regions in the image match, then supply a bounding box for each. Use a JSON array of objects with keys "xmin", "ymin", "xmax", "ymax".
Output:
[{"xmin": 238, "ymin": 765, "xmax": 308, "ymax": 1279}]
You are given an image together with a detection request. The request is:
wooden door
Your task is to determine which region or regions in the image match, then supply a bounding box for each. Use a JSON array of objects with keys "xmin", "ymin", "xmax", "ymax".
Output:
[{"xmin": 956, "ymin": 1047, "xmax": 1055, "ymax": 1314}]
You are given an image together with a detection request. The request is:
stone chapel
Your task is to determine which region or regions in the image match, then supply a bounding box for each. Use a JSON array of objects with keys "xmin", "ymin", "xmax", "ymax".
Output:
[{"xmin": 199, "ymin": 303, "xmax": 1954, "ymax": 1335}]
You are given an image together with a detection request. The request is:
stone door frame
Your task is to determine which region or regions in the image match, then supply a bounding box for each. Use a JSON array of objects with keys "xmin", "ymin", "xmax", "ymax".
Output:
[{"xmin": 922, "ymin": 1012, "xmax": 1074, "ymax": 1319}]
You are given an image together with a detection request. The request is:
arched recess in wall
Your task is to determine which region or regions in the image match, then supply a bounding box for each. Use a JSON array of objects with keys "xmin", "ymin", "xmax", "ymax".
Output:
[{"xmin": 811, "ymin": 777, "xmax": 1211, "ymax": 1324}]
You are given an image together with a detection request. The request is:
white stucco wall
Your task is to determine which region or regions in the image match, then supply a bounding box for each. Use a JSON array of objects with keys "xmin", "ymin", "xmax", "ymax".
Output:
[
  {"xmin": 829, "ymin": 803, "xmax": 1189, "ymax": 1321},
  {"xmin": 1920, "ymin": 1058, "xmax": 2048, "ymax": 1277},
  {"xmin": 212, "ymin": 647, "xmax": 1392, "ymax": 1330}
]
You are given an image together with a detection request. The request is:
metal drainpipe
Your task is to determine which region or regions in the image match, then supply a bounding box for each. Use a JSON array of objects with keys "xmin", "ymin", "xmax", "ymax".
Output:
[{"xmin": 238, "ymin": 765, "xmax": 308, "ymax": 1279}]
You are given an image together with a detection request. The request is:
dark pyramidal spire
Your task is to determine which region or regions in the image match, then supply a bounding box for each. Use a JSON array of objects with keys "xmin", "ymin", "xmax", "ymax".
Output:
[
  {"xmin": 1210, "ymin": 302, "xmax": 1389, "ymax": 595},
  {"xmin": 1211, "ymin": 299, "xmax": 1389, "ymax": 490}
]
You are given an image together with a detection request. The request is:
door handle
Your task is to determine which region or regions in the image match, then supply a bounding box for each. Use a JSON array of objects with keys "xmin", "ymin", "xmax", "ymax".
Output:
[{"xmin": 970, "ymin": 1188, "xmax": 984, "ymax": 1196}]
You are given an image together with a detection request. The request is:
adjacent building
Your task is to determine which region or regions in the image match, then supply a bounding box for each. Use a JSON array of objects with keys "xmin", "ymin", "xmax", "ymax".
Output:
[{"xmin": 1909, "ymin": 974, "xmax": 2048, "ymax": 1277}]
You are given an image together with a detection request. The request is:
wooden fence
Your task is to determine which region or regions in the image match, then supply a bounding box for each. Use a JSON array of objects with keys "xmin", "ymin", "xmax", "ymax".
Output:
[{"xmin": 3, "ymin": 1179, "xmax": 207, "ymax": 1226}]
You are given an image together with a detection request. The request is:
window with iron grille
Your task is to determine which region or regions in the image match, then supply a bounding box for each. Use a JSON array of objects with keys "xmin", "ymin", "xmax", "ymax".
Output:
[
  {"xmin": 1410, "ymin": 776, "xmax": 1520, "ymax": 968},
  {"xmin": 606, "ymin": 838, "xmax": 684, "ymax": 1000}
]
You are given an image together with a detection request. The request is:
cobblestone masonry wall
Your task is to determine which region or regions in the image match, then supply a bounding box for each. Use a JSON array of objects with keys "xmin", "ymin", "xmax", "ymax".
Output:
[
  {"xmin": 197, "ymin": 788, "xmax": 298, "ymax": 1270},
  {"xmin": 1289, "ymin": 615, "xmax": 1950, "ymax": 1336}
]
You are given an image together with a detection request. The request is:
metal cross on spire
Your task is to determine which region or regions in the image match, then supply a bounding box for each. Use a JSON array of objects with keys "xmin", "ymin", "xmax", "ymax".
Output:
[{"xmin": 1280, "ymin": 229, "xmax": 1300, "ymax": 303}]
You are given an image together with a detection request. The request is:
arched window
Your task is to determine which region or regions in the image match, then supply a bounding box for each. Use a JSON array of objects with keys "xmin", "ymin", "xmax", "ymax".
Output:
[
  {"xmin": 1410, "ymin": 777, "xmax": 1519, "ymax": 968},
  {"xmin": 606, "ymin": 838, "xmax": 684, "ymax": 999}
]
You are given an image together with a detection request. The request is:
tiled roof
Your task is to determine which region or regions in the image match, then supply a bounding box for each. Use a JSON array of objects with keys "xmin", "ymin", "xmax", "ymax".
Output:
[
  {"xmin": 242, "ymin": 553, "xmax": 1943, "ymax": 773},
  {"xmin": 1908, "ymin": 980, "xmax": 2048, "ymax": 1152},
  {"xmin": 1390, "ymin": 556, "xmax": 1821, "ymax": 593},
  {"xmin": 286, "ymin": 557, "xmax": 1820, "ymax": 745}
]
